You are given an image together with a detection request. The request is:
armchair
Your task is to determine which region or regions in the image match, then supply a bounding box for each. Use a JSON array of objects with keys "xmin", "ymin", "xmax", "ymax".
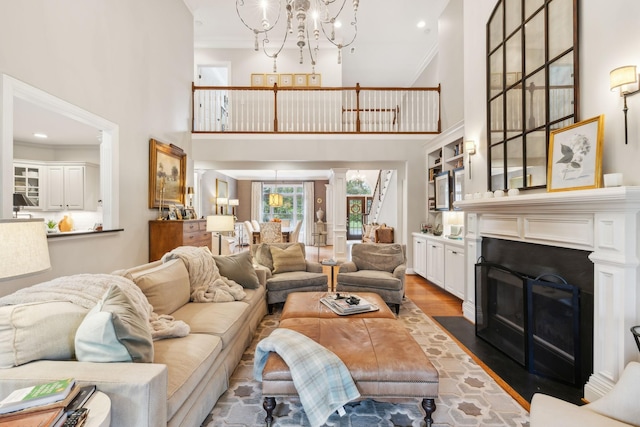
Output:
[
  {"xmin": 252, "ymin": 242, "xmax": 328, "ymax": 312},
  {"xmin": 336, "ymin": 243, "xmax": 406, "ymax": 314},
  {"xmin": 530, "ymin": 361, "xmax": 640, "ymax": 427}
]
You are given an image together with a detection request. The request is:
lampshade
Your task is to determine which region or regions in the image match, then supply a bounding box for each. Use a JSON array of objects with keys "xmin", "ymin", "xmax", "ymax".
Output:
[
  {"xmin": 216, "ymin": 197, "xmax": 228, "ymax": 205},
  {"xmin": 610, "ymin": 65, "xmax": 637, "ymax": 91},
  {"xmin": 464, "ymin": 140, "xmax": 476, "ymax": 155},
  {"xmin": 187, "ymin": 187, "xmax": 194, "ymax": 195},
  {"xmin": 268, "ymin": 193, "xmax": 283, "ymax": 207},
  {"xmin": 206, "ymin": 215, "xmax": 235, "ymax": 233},
  {"xmin": 228, "ymin": 199, "xmax": 239, "ymax": 207},
  {"xmin": 0, "ymin": 219, "xmax": 51, "ymax": 281}
]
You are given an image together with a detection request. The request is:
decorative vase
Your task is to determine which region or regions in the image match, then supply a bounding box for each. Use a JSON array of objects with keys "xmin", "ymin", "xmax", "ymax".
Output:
[
  {"xmin": 58, "ymin": 215, "xmax": 73, "ymax": 232},
  {"xmin": 316, "ymin": 207, "xmax": 324, "ymax": 222}
]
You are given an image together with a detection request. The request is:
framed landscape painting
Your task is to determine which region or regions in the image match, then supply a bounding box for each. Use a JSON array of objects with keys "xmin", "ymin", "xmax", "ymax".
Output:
[
  {"xmin": 547, "ymin": 115, "xmax": 604, "ymax": 192},
  {"xmin": 149, "ymin": 139, "xmax": 186, "ymax": 208}
]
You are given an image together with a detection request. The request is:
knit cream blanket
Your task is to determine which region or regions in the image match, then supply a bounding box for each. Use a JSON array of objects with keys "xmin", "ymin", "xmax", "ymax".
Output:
[
  {"xmin": 161, "ymin": 246, "xmax": 246, "ymax": 303},
  {"xmin": 0, "ymin": 274, "xmax": 190, "ymax": 341}
]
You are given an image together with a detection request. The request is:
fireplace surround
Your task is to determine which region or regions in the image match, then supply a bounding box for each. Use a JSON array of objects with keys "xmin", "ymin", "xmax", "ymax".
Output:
[{"xmin": 456, "ymin": 187, "xmax": 640, "ymax": 401}]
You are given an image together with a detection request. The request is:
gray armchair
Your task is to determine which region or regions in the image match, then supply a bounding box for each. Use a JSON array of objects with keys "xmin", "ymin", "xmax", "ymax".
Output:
[
  {"xmin": 252, "ymin": 242, "xmax": 328, "ymax": 312},
  {"xmin": 336, "ymin": 243, "xmax": 406, "ymax": 314}
]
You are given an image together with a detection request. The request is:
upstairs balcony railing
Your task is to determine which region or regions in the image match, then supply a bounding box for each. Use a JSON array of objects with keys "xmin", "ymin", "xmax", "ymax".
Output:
[{"xmin": 192, "ymin": 83, "xmax": 441, "ymax": 134}]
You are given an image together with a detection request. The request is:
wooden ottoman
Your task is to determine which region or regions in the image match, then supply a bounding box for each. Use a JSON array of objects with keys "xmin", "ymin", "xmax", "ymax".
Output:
[{"xmin": 260, "ymin": 293, "xmax": 439, "ymax": 426}]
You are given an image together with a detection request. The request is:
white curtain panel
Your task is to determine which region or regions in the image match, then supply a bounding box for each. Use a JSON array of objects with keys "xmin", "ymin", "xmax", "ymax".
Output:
[
  {"xmin": 303, "ymin": 182, "xmax": 315, "ymax": 245},
  {"xmin": 251, "ymin": 182, "xmax": 262, "ymax": 222}
]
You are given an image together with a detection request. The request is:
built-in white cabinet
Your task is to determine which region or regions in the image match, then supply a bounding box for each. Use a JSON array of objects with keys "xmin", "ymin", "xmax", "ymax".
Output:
[
  {"xmin": 46, "ymin": 163, "xmax": 99, "ymax": 211},
  {"xmin": 413, "ymin": 234, "xmax": 427, "ymax": 278},
  {"xmin": 412, "ymin": 232, "xmax": 465, "ymax": 299},
  {"xmin": 444, "ymin": 245, "xmax": 465, "ymax": 299},
  {"xmin": 426, "ymin": 239, "xmax": 444, "ymax": 288}
]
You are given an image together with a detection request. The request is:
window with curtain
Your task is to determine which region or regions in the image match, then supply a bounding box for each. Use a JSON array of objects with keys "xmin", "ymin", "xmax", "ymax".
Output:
[{"xmin": 261, "ymin": 182, "xmax": 304, "ymax": 225}]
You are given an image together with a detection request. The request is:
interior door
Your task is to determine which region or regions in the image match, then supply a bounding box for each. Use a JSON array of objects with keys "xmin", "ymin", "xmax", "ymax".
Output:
[{"xmin": 347, "ymin": 197, "xmax": 365, "ymax": 240}]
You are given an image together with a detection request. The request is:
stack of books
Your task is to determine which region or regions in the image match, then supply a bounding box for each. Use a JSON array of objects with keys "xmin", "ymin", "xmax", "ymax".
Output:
[
  {"xmin": 320, "ymin": 294, "xmax": 378, "ymax": 315},
  {"xmin": 0, "ymin": 379, "xmax": 95, "ymax": 427}
]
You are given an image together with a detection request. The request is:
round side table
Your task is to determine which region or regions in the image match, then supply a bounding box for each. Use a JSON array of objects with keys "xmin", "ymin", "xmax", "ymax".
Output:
[{"xmin": 83, "ymin": 391, "xmax": 111, "ymax": 427}]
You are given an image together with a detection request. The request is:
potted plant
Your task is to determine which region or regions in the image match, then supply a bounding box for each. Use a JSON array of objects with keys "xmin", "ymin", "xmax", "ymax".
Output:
[{"xmin": 46, "ymin": 219, "xmax": 58, "ymax": 233}]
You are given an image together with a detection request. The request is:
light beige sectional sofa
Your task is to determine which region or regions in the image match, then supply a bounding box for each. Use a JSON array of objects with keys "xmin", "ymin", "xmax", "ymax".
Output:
[{"xmin": 0, "ymin": 250, "xmax": 267, "ymax": 427}]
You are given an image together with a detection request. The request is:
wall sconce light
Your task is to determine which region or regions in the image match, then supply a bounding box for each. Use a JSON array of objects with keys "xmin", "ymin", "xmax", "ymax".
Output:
[
  {"xmin": 465, "ymin": 140, "xmax": 476, "ymax": 179},
  {"xmin": 610, "ymin": 65, "xmax": 640, "ymax": 144}
]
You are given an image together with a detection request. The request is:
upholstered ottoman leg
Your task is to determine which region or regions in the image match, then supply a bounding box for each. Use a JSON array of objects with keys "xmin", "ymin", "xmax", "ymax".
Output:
[
  {"xmin": 263, "ymin": 396, "xmax": 276, "ymax": 426},
  {"xmin": 422, "ymin": 398, "xmax": 436, "ymax": 426}
]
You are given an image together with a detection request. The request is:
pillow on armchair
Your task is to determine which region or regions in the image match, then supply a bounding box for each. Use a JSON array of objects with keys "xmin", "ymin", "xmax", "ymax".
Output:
[
  {"xmin": 270, "ymin": 244, "xmax": 306, "ymax": 273},
  {"xmin": 352, "ymin": 243, "xmax": 405, "ymax": 272}
]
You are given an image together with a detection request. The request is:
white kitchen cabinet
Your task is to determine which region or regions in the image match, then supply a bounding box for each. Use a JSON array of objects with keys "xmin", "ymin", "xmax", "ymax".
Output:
[
  {"xmin": 445, "ymin": 245, "xmax": 465, "ymax": 299},
  {"xmin": 426, "ymin": 239, "xmax": 444, "ymax": 288},
  {"xmin": 13, "ymin": 162, "xmax": 44, "ymax": 209},
  {"xmin": 46, "ymin": 163, "xmax": 99, "ymax": 211},
  {"xmin": 412, "ymin": 233, "xmax": 427, "ymax": 278}
]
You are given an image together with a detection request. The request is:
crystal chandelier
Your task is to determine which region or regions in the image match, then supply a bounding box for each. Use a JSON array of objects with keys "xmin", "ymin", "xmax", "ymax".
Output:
[{"xmin": 236, "ymin": 0, "xmax": 360, "ymax": 73}]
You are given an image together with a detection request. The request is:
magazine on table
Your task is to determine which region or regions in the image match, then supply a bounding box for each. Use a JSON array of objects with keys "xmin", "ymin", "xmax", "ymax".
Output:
[{"xmin": 320, "ymin": 294, "xmax": 379, "ymax": 315}]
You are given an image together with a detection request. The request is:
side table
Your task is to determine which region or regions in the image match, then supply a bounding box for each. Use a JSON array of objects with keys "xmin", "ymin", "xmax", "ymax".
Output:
[
  {"xmin": 321, "ymin": 263, "xmax": 340, "ymax": 292},
  {"xmin": 84, "ymin": 391, "xmax": 111, "ymax": 427}
]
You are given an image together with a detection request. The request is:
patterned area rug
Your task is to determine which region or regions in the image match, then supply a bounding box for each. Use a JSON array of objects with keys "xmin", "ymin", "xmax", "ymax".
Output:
[{"xmin": 201, "ymin": 298, "xmax": 530, "ymax": 427}]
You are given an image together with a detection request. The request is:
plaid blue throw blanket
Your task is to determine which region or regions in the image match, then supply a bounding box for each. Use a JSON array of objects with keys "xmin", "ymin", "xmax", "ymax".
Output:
[{"xmin": 254, "ymin": 328, "xmax": 360, "ymax": 427}]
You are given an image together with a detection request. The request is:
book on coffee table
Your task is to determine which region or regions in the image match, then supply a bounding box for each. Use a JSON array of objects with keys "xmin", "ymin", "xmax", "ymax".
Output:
[{"xmin": 320, "ymin": 294, "xmax": 379, "ymax": 315}]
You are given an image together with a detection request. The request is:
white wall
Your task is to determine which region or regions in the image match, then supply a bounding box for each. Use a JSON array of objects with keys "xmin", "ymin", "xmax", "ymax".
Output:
[
  {"xmin": 438, "ymin": 0, "xmax": 464, "ymax": 131},
  {"xmin": 195, "ymin": 48, "xmax": 343, "ymax": 87},
  {"xmin": 0, "ymin": 0, "xmax": 193, "ymax": 296}
]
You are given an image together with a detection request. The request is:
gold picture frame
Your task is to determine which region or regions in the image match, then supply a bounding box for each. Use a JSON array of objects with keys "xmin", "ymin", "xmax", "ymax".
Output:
[
  {"xmin": 293, "ymin": 74, "xmax": 307, "ymax": 87},
  {"xmin": 149, "ymin": 139, "xmax": 186, "ymax": 208},
  {"xmin": 547, "ymin": 115, "xmax": 604, "ymax": 192},
  {"xmin": 266, "ymin": 74, "xmax": 279, "ymax": 86},
  {"xmin": 279, "ymin": 74, "xmax": 293, "ymax": 87},
  {"xmin": 308, "ymin": 73, "xmax": 321, "ymax": 87},
  {"xmin": 251, "ymin": 73, "xmax": 265, "ymax": 87}
]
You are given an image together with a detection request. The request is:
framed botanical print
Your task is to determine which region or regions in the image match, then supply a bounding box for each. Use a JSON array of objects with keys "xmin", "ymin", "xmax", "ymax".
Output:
[
  {"xmin": 293, "ymin": 74, "xmax": 307, "ymax": 87},
  {"xmin": 547, "ymin": 115, "xmax": 604, "ymax": 192},
  {"xmin": 308, "ymin": 73, "xmax": 321, "ymax": 87},
  {"xmin": 251, "ymin": 73, "xmax": 265, "ymax": 87},
  {"xmin": 266, "ymin": 74, "xmax": 279, "ymax": 87},
  {"xmin": 149, "ymin": 139, "xmax": 186, "ymax": 208},
  {"xmin": 279, "ymin": 74, "xmax": 293, "ymax": 87}
]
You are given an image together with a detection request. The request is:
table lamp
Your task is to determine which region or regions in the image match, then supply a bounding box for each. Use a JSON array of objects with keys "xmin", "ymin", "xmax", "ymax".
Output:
[
  {"xmin": 206, "ymin": 215, "xmax": 235, "ymax": 255},
  {"xmin": 229, "ymin": 199, "xmax": 239, "ymax": 217},
  {"xmin": 0, "ymin": 219, "xmax": 51, "ymax": 280}
]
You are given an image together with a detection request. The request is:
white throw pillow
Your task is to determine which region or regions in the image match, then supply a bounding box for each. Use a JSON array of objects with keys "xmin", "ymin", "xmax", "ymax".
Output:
[
  {"xmin": 0, "ymin": 301, "xmax": 88, "ymax": 368},
  {"xmin": 75, "ymin": 284, "xmax": 153, "ymax": 363}
]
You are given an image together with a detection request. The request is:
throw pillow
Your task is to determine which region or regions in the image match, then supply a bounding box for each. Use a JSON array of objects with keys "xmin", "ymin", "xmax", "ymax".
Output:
[
  {"xmin": 213, "ymin": 251, "xmax": 260, "ymax": 289},
  {"xmin": 270, "ymin": 244, "xmax": 306, "ymax": 274},
  {"xmin": 75, "ymin": 284, "xmax": 154, "ymax": 363},
  {"xmin": 127, "ymin": 259, "xmax": 190, "ymax": 315},
  {"xmin": 0, "ymin": 301, "xmax": 88, "ymax": 368}
]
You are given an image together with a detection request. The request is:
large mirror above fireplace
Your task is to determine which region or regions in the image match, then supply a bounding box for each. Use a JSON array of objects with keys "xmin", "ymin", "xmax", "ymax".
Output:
[{"xmin": 486, "ymin": 0, "xmax": 579, "ymax": 191}]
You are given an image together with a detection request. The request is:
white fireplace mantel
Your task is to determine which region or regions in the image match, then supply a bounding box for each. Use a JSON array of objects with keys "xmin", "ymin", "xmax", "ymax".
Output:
[{"xmin": 457, "ymin": 186, "xmax": 640, "ymax": 401}]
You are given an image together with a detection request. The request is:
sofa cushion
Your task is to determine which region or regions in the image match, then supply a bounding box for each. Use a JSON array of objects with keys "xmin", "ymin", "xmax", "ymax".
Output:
[
  {"xmin": 352, "ymin": 243, "xmax": 405, "ymax": 273},
  {"xmin": 153, "ymin": 333, "xmax": 222, "ymax": 422},
  {"xmin": 270, "ymin": 244, "xmax": 306, "ymax": 274},
  {"xmin": 75, "ymin": 284, "xmax": 154, "ymax": 363},
  {"xmin": 266, "ymin": 271, "xmax": 328, "ymax": 291},
  {"xmin": 117, "ymin": 259, "xmax": 190, "ymax": 316},
  {"xmin": 336, "ymin": 270, "xmax": 403, "ymax": 291},
  {"xmin": 171, "ymin": 301, "xmax": 250, "ymax": 349},
  {"xmin": 213, "ymin": 251, "xmax": 260, "ymax": 289},
  {"xmin": 0, "ymin": 301, "xmax": 88, "ymax": 368}
]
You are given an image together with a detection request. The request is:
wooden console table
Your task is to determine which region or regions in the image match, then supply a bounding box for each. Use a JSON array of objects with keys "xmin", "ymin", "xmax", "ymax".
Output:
[{"xmin": 149, "ymin": 219, "xmax": 211, "ymax": 262}]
